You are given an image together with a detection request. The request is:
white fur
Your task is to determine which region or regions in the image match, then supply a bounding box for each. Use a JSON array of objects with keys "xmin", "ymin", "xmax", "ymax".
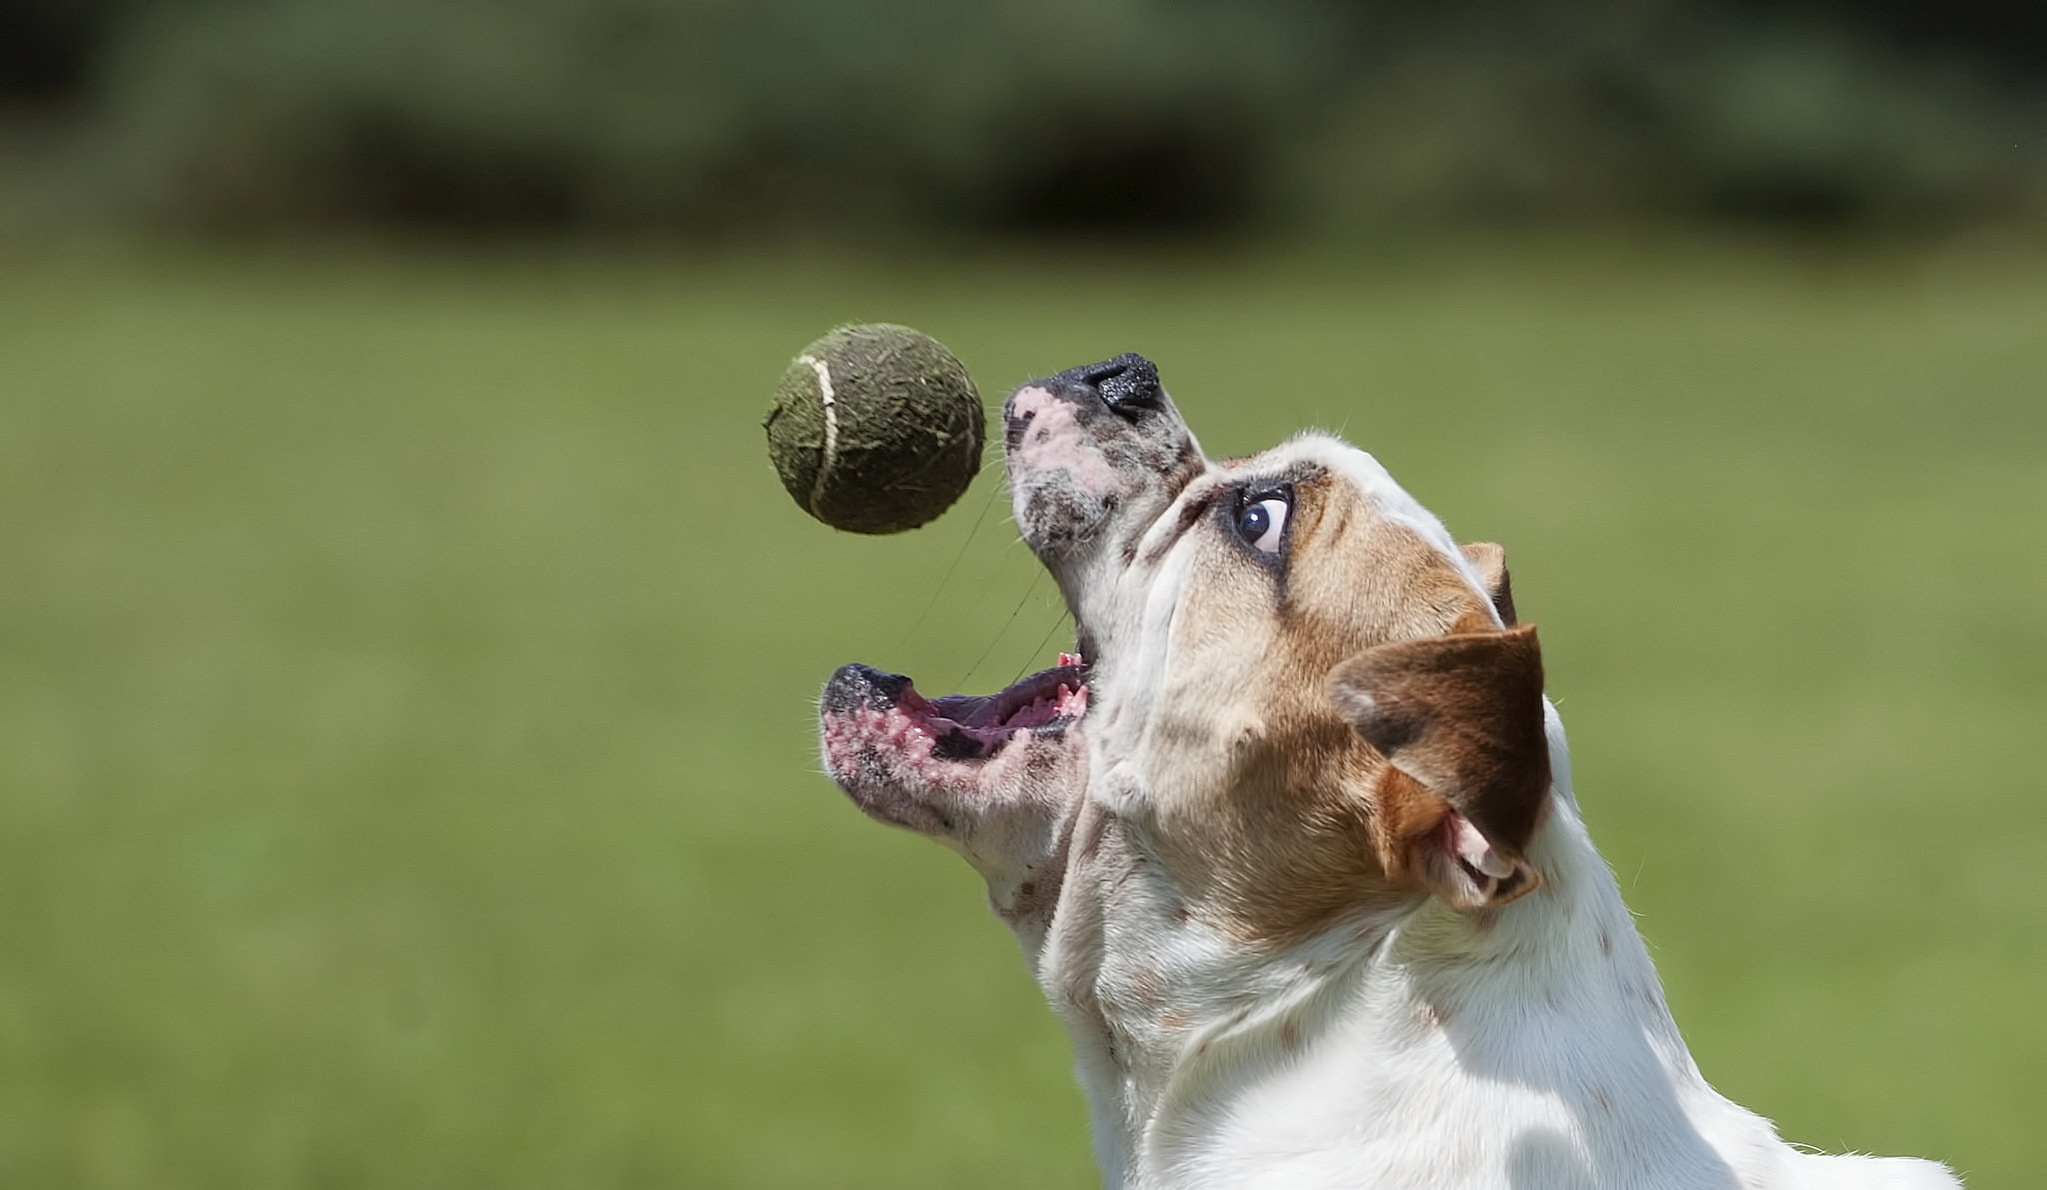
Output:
[
  {"xmin": 1067, "ymin": 738, "xmax": 1956, "ymax": 1188},
  {"xmin": 827, "ymin": 394, "xmax": 1958, "ymax": 1189},
  {"xmin": 1031, "ymin": 434, "xmax": 1958, "ymax": 1189}
]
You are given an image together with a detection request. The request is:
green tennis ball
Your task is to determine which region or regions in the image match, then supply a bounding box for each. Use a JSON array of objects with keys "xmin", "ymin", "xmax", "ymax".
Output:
[{"xmin": 764, "ymin": 324, "xmax": 985, "ymax": 535}]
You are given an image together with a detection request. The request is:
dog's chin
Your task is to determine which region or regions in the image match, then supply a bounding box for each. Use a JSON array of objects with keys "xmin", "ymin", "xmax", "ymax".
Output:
[
  {"xmin": 1012, "ymin": 474, "xmax": 1116, "ymax": 560},
  {"xmin": 819, "ymin": 661, "xmax": 1091, "ymax": 835}
]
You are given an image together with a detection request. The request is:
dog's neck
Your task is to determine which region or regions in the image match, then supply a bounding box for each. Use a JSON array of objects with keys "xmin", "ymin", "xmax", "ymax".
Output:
[{"xmin": 1038, "ymin": 729, "xmax": 1787, "ymax": 1190}]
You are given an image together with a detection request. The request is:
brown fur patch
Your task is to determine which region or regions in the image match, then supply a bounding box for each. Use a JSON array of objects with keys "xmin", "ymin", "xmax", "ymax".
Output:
[
  {"xmin": 1366, "ymin": 767, "xmax": 1453, "ymax": 886},
  {"xmin": 1332, "ymin": 624, "xmax": 1551, "ymax": 859},
  {"xmin": 1127, "ymin": 965, "xmax": 1169, "ymax": 1008},
  {"xmin": 1143, "ymin": 470, "xmax": 1526, "ymax": 945}
]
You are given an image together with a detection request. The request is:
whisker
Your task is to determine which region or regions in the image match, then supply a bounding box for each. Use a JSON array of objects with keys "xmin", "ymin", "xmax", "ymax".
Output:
[
  {"xmin": 957, "ymin": 567, "xmax": 1043, "ymax": 691},
  {"xmin": 890, "ymin": 471, "xmax": 1006, "ymax": 656},
  {"xmin": 1010, "ymin": 607, "xmax": 1073, "ymax": 686}
]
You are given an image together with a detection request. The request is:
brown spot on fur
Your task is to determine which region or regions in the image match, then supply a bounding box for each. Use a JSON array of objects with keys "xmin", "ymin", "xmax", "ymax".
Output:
[
  {"xmin": 1599, "ymin": 931, "xmax": 1612, "ymax": 956},
  {"xmin": 1335, "ymin": 623, "xmax": 1550, "ymax": 861},
  {"xmin": 1280, "ymin": 1021, "xmax": 1300, "ymax": 1051},
  {"xmin": 1139, "ymin": 471, "xmax": 1548, "ymax": 946},
  {"xmin": 1159, "ymin": 1008, "xmax": 1192, "ymax": 1030},
  {"xmin": 1127, "ymin": 966, "xmax": 1169, "ymax": 1009}
]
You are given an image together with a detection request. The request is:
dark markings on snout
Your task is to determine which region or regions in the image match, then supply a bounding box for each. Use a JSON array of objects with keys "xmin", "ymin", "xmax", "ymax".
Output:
[
  {"xmin": 1048, "ymin": 353, "xmax": 1160, "ymax": 417},
  {"xmin": 1004, "ymin": 352, "xmax": 1162, "ymax": 452},
  {"xmin": 930, "ymin": 729, "xmax": 984, "ymax": 761},
  {"xmin": 1081, "ymin": 353, "xmax": 1162, "ymax": 415},
  {"xmin": 823, "ymin": 663, "xmax": 910, "ymax": 714}
]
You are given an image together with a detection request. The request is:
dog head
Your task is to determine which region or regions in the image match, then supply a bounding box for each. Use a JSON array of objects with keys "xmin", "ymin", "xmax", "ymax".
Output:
[{"xmin": 819, "ymin": 354, "xmax": 1551, "ymax": 961}]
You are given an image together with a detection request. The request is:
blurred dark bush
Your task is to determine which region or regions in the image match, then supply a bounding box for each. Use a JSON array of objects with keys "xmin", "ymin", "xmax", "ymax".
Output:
[{"xmin": 5, "ymin": 0, "xmax": 2042, "ymax": 237}]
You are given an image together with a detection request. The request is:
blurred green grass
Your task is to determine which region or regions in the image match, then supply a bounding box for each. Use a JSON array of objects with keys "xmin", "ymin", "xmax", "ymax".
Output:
[{"xmin": 1, "ymin": 240, "xmax": 2041, "ymax": 1188}]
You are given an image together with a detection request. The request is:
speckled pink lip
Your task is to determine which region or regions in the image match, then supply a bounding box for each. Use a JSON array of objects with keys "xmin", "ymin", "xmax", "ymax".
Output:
[
  {"xmin": 821, "ymin": 657, "xmax": 1090, "ymax": 787},
  {"xmin": 913, "ymin": 664, "xmax": 1089, "ymax": 756}
]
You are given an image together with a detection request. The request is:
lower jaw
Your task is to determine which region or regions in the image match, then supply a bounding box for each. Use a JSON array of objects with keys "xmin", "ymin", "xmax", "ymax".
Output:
[{"xmin": 824, "ymin": 707, "xmax": 1059, "ymax": 784}]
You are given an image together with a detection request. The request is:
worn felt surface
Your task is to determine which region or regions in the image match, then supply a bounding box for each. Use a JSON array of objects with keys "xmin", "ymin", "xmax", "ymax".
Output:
[{"xmin": 766, "ymin": 324, "xmax": 984, "ymax": 534}]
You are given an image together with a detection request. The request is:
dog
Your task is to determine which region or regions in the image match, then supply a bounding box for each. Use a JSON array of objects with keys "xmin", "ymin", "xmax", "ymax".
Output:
[{"xmin": 818, "ymin": 354, "xmax": 1960, "ymax": 1189}]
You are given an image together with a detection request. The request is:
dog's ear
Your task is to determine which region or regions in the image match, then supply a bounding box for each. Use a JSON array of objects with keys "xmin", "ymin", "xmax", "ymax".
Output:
[
  {"xmin": 1331, "ymin": 623, "xmax": 1550, "ymax": 910},
  {"xmin": 1460, "ymin": 541, "xmax": 1516, "ymax": 626}
]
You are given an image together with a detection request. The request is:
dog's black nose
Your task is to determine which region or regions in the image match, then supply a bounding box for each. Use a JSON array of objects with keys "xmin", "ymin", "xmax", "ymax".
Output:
[
  {"xmin": 1004, "ymin": 352, "xmax": 1165, "ymax": 452},
  {"xmin": 1062, "ymin": 353, "xmax": 1162, "ymax": 415}
]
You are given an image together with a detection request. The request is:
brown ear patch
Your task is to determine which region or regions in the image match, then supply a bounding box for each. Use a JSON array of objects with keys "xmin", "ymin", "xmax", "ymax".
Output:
[
  {"xmin": 1459, "ymin": 541, "xmax": 1517, "ymax": 626},
  {"xmin": 1365, "ymin": 766, "xmax": 1453, "ymax": 884},
  {"xmin": 1331, "ymin": 624, "xmax": 1550, "ymax": 861}
]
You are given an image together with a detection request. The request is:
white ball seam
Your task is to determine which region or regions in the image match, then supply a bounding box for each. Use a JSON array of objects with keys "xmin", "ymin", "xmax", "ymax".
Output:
[{"xmin": 799, "ymin": 353, "xmax": 840, "ymax": 518}]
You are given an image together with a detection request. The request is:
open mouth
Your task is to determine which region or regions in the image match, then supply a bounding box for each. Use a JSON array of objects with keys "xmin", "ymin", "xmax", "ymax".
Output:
[
  {"xmin": 915, "ymin": 655, "xmax": 1090, "ymax": 759},
  {"xmin": 823, "ymin": 653, "xmax": 1089, "ymax": 765}
]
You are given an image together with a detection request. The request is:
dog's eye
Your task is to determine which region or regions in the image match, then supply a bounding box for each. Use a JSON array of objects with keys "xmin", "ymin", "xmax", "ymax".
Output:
[{"xmin": 1235, "ymin": 495, "xmax": 1290, "ymax": 554}]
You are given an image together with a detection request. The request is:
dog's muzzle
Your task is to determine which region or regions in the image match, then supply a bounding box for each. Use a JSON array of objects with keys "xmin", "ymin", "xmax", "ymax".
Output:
[{"xmin": 1003, "ymin": 352, "xmax": 1164, "ymax": 451}]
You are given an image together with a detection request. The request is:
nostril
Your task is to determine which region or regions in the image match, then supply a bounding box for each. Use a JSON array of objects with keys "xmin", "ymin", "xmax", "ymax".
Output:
[
  {"xmin": 1023, "ymin": 352, "xmax": 1164, "ymax": 429},
  {"xmin": 1090, "ymin": 353, "xmax": 1161, "ymax": 414},
  {"xmin": 1080, "ymin": 358, "xmax": 1130, "ymax": 387}
]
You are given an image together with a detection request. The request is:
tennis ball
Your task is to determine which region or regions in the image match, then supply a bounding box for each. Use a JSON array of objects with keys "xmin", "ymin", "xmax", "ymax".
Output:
[{"xmin": 764, "ymin": 324, "xmax": 985, "ymax": 535}]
